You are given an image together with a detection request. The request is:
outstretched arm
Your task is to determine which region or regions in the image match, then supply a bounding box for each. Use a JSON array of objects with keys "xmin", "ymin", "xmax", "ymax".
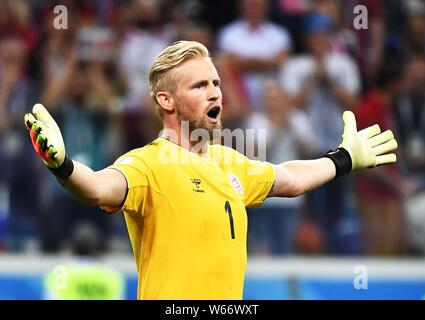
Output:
[
  {"xmin": 55, "ymin": 162, "xmax": 127, "ymax": 209},
  {"xmin": 269, "ymin": 111, "xmax": 398, "ymax": 197},
  {"xmin": 270, "ymin": 158, "xmax": 336, "ymax": 197},
  {"xmin": 24, "ymin": 103, "xmax": 127, "ymax": 210}
]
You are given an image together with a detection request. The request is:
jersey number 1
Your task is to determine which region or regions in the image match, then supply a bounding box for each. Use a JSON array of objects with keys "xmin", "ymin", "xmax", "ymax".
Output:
[{"xmin": 224, "ymin": 201, "xmax": 235, "ymax": 239}]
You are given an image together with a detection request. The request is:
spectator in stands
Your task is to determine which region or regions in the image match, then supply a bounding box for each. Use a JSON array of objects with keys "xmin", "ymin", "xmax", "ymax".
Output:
[
  {"xmin": 393, "ymin": 54, "xmax": 425, "ymax": 179},
  {"xmin": 279, "ymin": 12, "xmax": 361, "ymax": 254},
  {"xmin": 310, "ymin": 0, "xmax": 352, "ymax": 55},
  {"xmin": 217, "ymin": 0, "xmax": 292, "ymax": 111},
  {"xmin": 393, "ymin": 53, "xmax": 425, "ymax": 254},
  {"xmin": 117, "ymin": 0, "xmax": 171, "ymax": 150},
  {"xmin": 404, "ymin": 0, "xmax": 425, "ymax": 55},
  {"xmin": 270, "ymin": 0, "xmax": 311, "ymax": 54},
  {"xmin": 0, "ymin": 0, "xmax": 40, "ymax": 54},
  {"xmin": 375, "ymin": 0, "xmax": 423, "ymax": 62},
  {"xmin": 0, "ymin": 36, "xmax": 40, "ymax": 252},
  {"xmin": 356, "ymin": 59, "xmax": 420, "ymax": 256},
  {"xmin": 39, "ymin": 43, "xmax": 115, "ymax": 252},
  {"xmin": 341, "ymin": 0, "xmax": 385, "ymax": 88},
  {"xmin": 245, "ymin": 80, "xmax": 315, "ymax": 255}
]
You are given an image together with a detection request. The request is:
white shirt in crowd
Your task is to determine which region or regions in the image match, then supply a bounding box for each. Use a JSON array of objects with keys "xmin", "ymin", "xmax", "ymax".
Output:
[
  {"xmin": 245, "ymin": 111, "xmax": 315, "ymax": 208},
  {"xmin": 279, "ymin": 53, "xmax": 360, "ymax": 152},
  {"xmin": 218, "ymin": 20, "xmax": 292, "ymax": 111},
  {"xmin": 119, "ymin": 30, "xmax": 169, "ymax": 110}
]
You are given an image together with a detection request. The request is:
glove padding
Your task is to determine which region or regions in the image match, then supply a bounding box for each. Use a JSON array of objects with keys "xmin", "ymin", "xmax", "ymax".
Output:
[
  {"xmin": 24, "ymin": 103, "xmax": 65, "ymax": 169},
  {"xmin": 339, "ymin": 111, "xmax": 398, "ymax": 170}
]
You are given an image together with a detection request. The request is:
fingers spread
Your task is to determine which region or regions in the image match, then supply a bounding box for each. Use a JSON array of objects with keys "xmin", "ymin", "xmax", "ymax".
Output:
[
  {"xmin": 359, "ymin": 124, "xmax": 381, "ymax": 139},
  {"xmin": 373, "ymin": 138, "xmax": 398, "ymax": 156},
  {"xmin": 368, "ymin": 130, "xmax": 394, "ymax": 148},
  {"xmin": 376, "ymin": 153, "xmax": 397, "ymax": 166}
]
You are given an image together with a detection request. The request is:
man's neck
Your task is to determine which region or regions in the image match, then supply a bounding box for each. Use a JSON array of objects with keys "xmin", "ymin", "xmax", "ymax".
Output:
[
  {"xmin": 246, "ymin": 19, "xmax": 263, "ymax": 31},
  {"xmin": 161, "ymin": 127, "xmax": 210, "ymax": 157}
]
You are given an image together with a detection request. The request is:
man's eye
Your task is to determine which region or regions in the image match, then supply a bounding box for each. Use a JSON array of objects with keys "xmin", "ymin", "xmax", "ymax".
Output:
[{"xmin": 195, "ymin": 84, "xmax": 205, "ymax": 89}]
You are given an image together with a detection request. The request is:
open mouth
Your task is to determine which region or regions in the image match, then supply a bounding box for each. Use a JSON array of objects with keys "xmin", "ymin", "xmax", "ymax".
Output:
[{"xmin": 207, "ymin": 106, "xmax": 221, "ymax": 120}]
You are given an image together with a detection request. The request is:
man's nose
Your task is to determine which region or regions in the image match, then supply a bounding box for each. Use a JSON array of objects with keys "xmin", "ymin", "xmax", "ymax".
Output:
[{"xmin": 208, "ymin": 84, "xmax": 221, "ymax": 101}]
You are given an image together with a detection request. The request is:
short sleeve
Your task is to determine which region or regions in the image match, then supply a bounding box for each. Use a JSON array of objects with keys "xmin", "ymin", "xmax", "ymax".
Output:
[
  {"xmin": 343, "ymin": 58, "xmax": 360, "ymax": 93},
  {"xmin": 108, "ymin": 152, "xmax": 149, "ymax": 216},
  {"xmin": 274, "ymin": 25, "xmax": 292, "ymax": 52},
  {"xmin": 240, "ymin": 155, "xmax": 276, "ymax": 208},
  {"xmin": 217, "ymin": 25, "xmax": 232, "ymax": 53},
  {"xmin": 280, "ymin": 57, "xmax": 312, "ymax": 96},
  {"xmin": 326, "ymin": 55, "xmax": 360, "ymax": 94}
]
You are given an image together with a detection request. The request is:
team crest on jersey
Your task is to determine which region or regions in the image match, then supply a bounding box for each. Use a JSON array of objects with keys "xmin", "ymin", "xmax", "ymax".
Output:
[
  {"xmin": 191, "ymin": 178, "xmax": 205, "ymax": 193},
  {"xmin": 228, "ymin": 173, "xmax": 243, "ymax": 195}
]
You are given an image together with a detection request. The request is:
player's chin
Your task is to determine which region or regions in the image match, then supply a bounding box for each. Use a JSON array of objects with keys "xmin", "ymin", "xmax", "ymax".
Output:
[
  {"xmin": 200, "ymin": 119, "xmax": 222, "ymax": 139},
  {"xmin": 207, "ymin": 118, "xmax": 222, "ymax": 132}
]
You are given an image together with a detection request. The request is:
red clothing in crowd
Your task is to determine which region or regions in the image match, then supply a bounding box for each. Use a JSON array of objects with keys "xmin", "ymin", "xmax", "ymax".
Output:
[{"xmin": 356, "ymin": 90, "xmax": 400, "ymax": 200}]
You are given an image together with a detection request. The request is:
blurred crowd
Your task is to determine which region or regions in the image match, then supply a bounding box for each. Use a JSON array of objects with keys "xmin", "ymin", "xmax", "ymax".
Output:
[{"xmin": 0, "ymin": 0, "xmax": 424, "ymax": 257}]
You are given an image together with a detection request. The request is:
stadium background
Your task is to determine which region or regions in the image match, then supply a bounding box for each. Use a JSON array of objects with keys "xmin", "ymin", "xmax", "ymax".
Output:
[{"xmin": 0, "ymin": 0, "xmax": 424, "ymax": 299}]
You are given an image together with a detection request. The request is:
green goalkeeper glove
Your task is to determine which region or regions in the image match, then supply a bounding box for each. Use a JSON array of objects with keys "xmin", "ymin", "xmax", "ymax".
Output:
[
  {"xmin": 325, "ymin": 111, "xmax": 398, "ymax": 177},
  {"xmin": 24, "ymin": 103, "xmax": 74, "ymax": 178}
]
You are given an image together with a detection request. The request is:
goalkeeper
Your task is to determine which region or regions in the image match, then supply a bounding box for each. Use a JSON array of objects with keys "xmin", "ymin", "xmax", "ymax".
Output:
[{"xmin": 24, "ymin": 41, "xmax": 397, "ymax": 300}]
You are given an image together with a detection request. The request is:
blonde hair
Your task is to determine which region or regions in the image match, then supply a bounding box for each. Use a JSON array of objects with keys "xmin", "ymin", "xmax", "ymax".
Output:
[{"xmin": 149, "ymin": 41, "xmax": 210, "ymax": 115}]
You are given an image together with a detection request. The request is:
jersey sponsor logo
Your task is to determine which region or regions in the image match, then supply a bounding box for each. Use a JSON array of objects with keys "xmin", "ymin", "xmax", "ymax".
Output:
[
  {"xmin": 191, "ymin": 178, "xmax": 205, "ymax": 193},
  {"xmin": 228, "ymin": 173, "xmax": 243, "ymax": 195}
]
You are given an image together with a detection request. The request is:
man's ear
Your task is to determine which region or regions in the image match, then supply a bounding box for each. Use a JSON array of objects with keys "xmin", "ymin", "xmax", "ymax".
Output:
[{"xmin": 156, "ymin": 91, "xmax": 175, "ymax": 113}]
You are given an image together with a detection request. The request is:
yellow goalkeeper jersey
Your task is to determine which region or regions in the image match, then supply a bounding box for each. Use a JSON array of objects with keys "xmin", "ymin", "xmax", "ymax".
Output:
[{"xmin": 109, "ymin": 137, "xmax": 275, "ymax": 299}]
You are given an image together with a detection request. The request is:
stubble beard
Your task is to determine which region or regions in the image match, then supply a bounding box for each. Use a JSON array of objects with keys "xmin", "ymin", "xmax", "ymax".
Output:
[{"xmin": 176, "ymin": 105, "xmax": 222, "ymax": 142}]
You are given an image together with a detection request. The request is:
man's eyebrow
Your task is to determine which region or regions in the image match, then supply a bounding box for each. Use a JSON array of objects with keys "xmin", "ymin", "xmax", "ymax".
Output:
[
  {"xmin": 192, "ymin": 80, "xmax": 208, "ymax": 87},
  {"xmin": 190, "ymin": 78, "xmax": 221, "ymax": 87}
]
